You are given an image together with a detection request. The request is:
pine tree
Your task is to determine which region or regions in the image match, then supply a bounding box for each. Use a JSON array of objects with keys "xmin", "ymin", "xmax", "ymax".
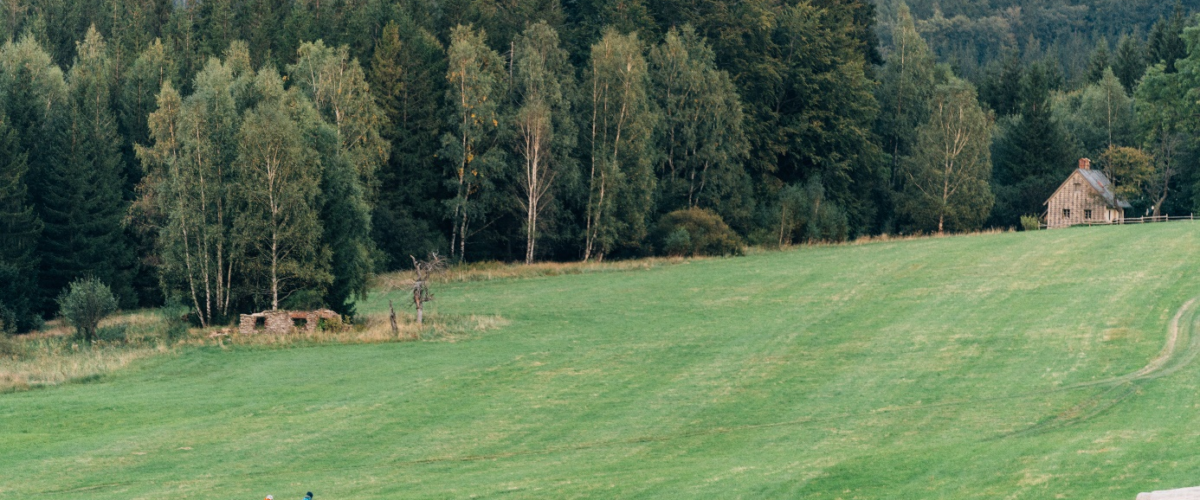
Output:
[
  {"xmin": 1087, "ymin": 37, "xmax": 1111, "ymax": 84},
  {"xmin": 368, "ymin": 19, "xmax": 446, "ymax": 269},
  {"xmin": 38, "ymin": 27, "xmax": 134, "ymax": 308},
  {"xmin": 989, "ymin": 60, "xmax": 1076, "ymax": 227}
]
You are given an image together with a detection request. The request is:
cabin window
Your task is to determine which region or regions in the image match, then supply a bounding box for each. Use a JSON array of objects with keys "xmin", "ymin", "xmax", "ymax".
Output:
[
  {"xmin": 254, "ymin": 317, "xmax": 266, "ymax": 329},
  {"xmin": 1063, "ymin": 208, "xmax": 1071, "ymax": 218},
  {"xmin": 293, "ymin": 317, "xmax": 308, "ymax": 328},
  {"xmin": 1084, "ymin": 209, "xmax": 1092, "ymax": 220}
]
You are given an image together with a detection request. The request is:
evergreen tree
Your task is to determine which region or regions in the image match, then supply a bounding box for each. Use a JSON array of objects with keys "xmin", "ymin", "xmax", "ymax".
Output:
[
  {"xmin": 1147, "ymin": 3, "xmax": 1187, "ymax": 74},
  {"xmin": 0, "ymin": 112, "xmax": 42, "ymax": 331},
  {"xmin": 583, "ymin": 29, "xmax": 656, "ymax": 261},
  {"xmin": 440, "ymin": 25, "xmax": 506, "ymax": 261},
  {"xmin": 369, "ymin": 19, "xmax": 447, "ymax": 270},
  {"xmin": 979, "ymin": 51, "xmax": 1024, "ymax": 116},
  {"xmin": 1113, "ymin": 33, "xmax": 1148, "ymax": 94},
  {"xmin": 989, "ymin": 60, "xmax": 1076, "ymax": 227},
  {"xmin": 38, "ymin": 26, "xmax": 134, "ymax": 308},
  {"xmin": 875, "ymin": 2, "xmax": 935, "ymax": 191},
  {"xmin": 1087, "ymin": 37, "xmax": 1111, "ymax": 83},
  {"xmin": 512, "ymin": 21, "xmax": 576, "ymax": 264}
]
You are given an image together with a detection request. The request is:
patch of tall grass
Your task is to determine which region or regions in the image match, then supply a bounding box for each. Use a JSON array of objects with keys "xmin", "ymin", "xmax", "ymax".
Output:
[{"xmin": 192, "ymin": 312, "xmax": 506, "ymax": 348}]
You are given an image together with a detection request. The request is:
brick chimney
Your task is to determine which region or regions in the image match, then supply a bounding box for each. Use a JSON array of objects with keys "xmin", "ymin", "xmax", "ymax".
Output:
[{"xmin": 1079, "ymin": 158, "xmax": 1091, "ymax": 170}]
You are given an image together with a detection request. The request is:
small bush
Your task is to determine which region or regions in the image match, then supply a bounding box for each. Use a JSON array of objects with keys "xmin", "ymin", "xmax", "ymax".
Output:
[
  {"xmin": 652, "ymin": 208, "xmax": 743, "ymax": 257},
  {"xmin": 159, "ymin": 300, "xmax": 192, "ymax": 342},
  {"xmin": 1020, "ymin": 215, "xmax": 1042, "ymax": 231},
  {"xmin": 57, "ymin": 277, "xmax": 118, "ymax": 343},
  {"xmin": 0, "ymin": 323, "xmax": 23, "ymax": 360},
  {"xmin": 663, "ymin": 228, "xmax": 692, "ymax": 257}
]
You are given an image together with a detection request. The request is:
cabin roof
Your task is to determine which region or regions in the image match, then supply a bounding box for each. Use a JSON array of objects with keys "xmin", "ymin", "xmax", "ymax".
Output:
[{"xmin": 1045, "ymin": 168, "xmax": 1133, "ymax": 209}]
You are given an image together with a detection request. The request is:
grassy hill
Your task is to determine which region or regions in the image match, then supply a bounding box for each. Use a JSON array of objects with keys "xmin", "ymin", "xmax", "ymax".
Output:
[{"xmin": 4, "ymin": 223, "xmax": 1200, "ymax": 499}]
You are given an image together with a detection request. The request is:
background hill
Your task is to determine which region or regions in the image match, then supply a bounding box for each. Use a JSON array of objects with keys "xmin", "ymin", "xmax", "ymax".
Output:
[{"xmin": 3, "ymin": 223, "xmax": 1200, "ymax": 498}]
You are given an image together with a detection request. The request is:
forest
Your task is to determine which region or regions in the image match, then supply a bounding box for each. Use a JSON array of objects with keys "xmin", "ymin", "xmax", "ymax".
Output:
[{"xmin": 0, "ymin": 0, "xmax": 1198, "ymax": 332}]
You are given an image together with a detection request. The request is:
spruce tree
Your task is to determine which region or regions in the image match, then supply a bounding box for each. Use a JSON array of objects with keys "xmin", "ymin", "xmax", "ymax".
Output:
[
  {"xmin": 38, "ymin": 26, "xmax": 135, "ymax": 308},
  {"xmin": 0, "ymin": 112, "xmax": 42, "ymax": 331},
  {"xmin": 1087, "ymin": 37, "xmax": 1111, "ymax": 84},
  {"xmin": 989, "ymin": 61, "xmax": 1076, "ymax": 227},
  {"xmin": 875, "ymin": 2, "xmax": 935, "ymax": 191},
  {"xmin": 369, "ymin": 19, "xmax": 447, "ymax": 270},
  {"xmin": 1113, "ymin": 34, "xmax": 1147, "ymax": 94}
]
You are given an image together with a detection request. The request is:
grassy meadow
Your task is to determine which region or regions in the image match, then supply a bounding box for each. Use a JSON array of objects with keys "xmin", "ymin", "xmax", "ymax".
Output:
[{"xmin": 4, "ymin": 223, "xmax": 1200, "ymax": 498}]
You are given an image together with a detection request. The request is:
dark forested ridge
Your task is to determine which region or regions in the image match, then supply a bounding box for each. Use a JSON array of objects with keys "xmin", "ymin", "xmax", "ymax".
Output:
[{"xmin": 0, "ymin": 0, "xmax": 1197, "ymax": 331}]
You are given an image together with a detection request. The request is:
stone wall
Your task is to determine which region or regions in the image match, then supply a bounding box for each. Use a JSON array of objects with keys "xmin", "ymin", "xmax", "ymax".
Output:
[{"xmin": 238, "ymin": 309, "xmax": 341, "ymax": 335}]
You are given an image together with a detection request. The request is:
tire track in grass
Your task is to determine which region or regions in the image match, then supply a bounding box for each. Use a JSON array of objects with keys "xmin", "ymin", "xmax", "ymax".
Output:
[
  {"xmin": 35, "ymin": 299, "xmax": 1200, "ymax": 494},
  {"xmin": 1000, "ymin": 297, "xmax": 1199, "ymax": 437}
]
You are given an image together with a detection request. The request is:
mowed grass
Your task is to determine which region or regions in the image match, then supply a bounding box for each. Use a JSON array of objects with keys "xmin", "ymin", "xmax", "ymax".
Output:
[{"xmin": 4, "ymin": 223, "xmax": 1200, "ymax": 499}]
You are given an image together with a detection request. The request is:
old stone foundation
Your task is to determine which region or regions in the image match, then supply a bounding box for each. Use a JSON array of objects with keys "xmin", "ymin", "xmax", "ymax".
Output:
[{"xmin": 238, "ymin": 309, "xmax": 340, "ymax": 335}]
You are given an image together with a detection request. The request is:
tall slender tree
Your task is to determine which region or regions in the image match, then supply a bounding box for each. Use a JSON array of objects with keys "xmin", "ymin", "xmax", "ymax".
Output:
[
  {"xmin": 440, "ymin": 25, "xmax": 505, "ymax": 261},
  {"xmin": 137, "ymin": 49, "xmax": 251, "ymax": 326},
  {"xmin": 0, "ymin": 112, "xmax": 41, "ymax": 331},
  {"xmin": 369, "ymin": 19, "xmax": 446, "ymax": 269},
  {"xmin": 583, "ymin": 28, "xmax": 656, "ymax": 261},
  {"xmin": 512, "ymin": 21, "xmax": 575, "ymax": 264},
  {"xmin": 875, "ymin": 2, "xmax": 935, "ymax": 191},
  {"xmin": 38, "ymin": 26, "xmax": 134, "ymax": 307}
]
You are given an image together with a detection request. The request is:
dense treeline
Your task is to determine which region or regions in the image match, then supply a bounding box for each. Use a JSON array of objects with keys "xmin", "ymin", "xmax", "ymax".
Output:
[{"xmin": 0, "ymin": 0, "xmax": 1198, "ymax": 332}]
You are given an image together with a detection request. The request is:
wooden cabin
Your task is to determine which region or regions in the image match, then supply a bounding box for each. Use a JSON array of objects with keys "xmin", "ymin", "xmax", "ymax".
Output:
[{"xmin": 1044, "ymin": 158, "xmax": 1131, "ymax": 228}]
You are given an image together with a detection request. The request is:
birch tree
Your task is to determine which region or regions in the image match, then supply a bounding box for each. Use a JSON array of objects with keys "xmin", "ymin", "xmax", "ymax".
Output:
[
  {"xmin": 233, "ymin": 68, "xmax": 330, "ymax": 310},
  {"xmin": 288, "ymin": 40, "xmax": 390, "ymax": 199},
  {"xmin": 584, "ymin": 29, "xmax": 655, "ymax": 261},
  {"xmin": 138, "ymin": 51, "xmax": 250, "ymax": 326},
  {"xmin": 512, "ymin": 21, "xmax": 574, "ymax": 264},
  {"xmin": 440, "ymin": 25, "xmax": 505, "ymax": 261},
  {"xmin": 899, "ymin": 78, "xmax": 994, "ymax": 233}
]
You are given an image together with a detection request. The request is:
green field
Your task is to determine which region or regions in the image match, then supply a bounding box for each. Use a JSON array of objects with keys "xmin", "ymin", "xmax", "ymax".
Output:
[{"xmin": 4, "ymin": 223, "xmax": 1200, "ymax": 499}]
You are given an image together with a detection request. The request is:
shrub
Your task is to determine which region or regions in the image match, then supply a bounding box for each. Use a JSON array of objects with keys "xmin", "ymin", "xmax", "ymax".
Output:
[
  {"xmin": 0, "ymin": 318, "xmax": 22, "ymax": 359},
  {"xmin": 1020, "ymin": 215, "xmax": 1041, "ymax": 231},
  {"xmin": 57, "ymin": 277, "xmax": 118, "ymax": 343},
  {"xmin": 652, "ymin": 208, "xmax": 743, "ymax": 257}
]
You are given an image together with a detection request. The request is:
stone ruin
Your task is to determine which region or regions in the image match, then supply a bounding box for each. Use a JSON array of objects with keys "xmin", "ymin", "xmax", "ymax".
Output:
[{"xmin": 238, "ymin": 309, "xmax": 341, "ymax": 335}]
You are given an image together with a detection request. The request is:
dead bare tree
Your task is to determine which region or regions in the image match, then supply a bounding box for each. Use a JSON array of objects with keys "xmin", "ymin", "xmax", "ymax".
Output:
[{"xmin": 408, "ymin": 253, "xmax": 446, "ymax": 326}]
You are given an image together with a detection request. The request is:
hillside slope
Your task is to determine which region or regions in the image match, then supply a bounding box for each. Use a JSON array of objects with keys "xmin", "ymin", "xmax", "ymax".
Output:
[{"xmin": 3, "ymin": 223, "xmax": 1200, "ymax": 498}]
